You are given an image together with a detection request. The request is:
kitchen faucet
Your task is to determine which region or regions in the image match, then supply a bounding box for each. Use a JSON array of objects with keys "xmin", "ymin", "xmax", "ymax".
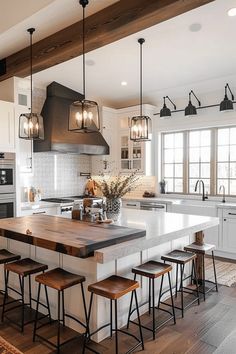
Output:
[
  {"xmin": 194, "ymin": 179, "xmax": 208, "ymax": 201},
  {"xmin": 219, "ymin": 185, "xmax": 226, "ymax": 203}
]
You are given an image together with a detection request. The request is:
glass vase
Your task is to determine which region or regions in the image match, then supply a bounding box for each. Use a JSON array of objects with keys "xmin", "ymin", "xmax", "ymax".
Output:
[{"xmin": 106, "ymin": 197, "xmax": 122, "ymax": 221}]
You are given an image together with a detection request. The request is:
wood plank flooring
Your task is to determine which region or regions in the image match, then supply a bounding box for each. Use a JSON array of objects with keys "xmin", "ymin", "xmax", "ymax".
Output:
[{"xmin": 0, "ymin": 284, "xmax": 235, "ymax": 353}]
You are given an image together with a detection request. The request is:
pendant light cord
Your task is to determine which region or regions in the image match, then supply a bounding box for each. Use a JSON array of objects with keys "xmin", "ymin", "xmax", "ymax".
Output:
[
  {"xmin": 140, "ymin": 40, "xmax": 143, "ymax": 117},
  {"xmin": 27, "ymin": 28, "xmax": 35, "ymax": 113},
  {"xmin": 30, "ymin": 32, "xmax": 32, "ymax": 112},
  {"xmin": 82, "ymin": 5, "xmax": 86, "ymax": 98},
  {"xmin": 139, "ymin": 39, "xmax": 144, "ymax": 117}
]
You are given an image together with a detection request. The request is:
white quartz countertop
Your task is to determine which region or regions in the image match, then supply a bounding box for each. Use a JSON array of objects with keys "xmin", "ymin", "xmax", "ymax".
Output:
[
  {"xmin": 122, "ymin": 196, "xmax": 236, "ymax": 209},
  {"xmin": 21, "ymin": 201, "xmax": 60, "ymax": 210},
  {"xmin": 94, "ymin": 208, "xmax": 219, "ymax": 263}
]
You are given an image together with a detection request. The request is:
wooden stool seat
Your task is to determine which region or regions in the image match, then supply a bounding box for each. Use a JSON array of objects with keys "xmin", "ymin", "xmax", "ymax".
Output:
[
  {"xmin": 132, "ymin": 260, "xmax": 172, "ymax": 278},
  {"xmin": 0, "ymin": 249, "xmax": 20, "ymax": 264},
  {"xmin": 184, "ymin": 242, "xmax": 215, "ymax": 254},
  {"xmin": 88, "ymin": 275, "xmax": 139, "ymax": 300},
  {"xmin": 35, "ymin": 267, "xmax": 85, "ymax": 290},
  {"xmin": 84, "ymin": 275, "xmax": 144, "ymax": 353},
  {"xmin": 161, "ymin": 250, "xmax": 196, "ymax": 264},
  {"xmin": 5, "ymin": 258, "xmax": 48, "ymax": 276}
]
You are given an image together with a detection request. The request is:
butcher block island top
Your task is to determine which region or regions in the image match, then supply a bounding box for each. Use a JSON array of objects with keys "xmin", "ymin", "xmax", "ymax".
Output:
[{"xmin": 0, "ymin": 215, "xmax": 146, "ymax": 258}]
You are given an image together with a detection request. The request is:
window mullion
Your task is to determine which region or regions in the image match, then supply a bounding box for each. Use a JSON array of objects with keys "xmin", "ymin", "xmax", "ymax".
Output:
[
  {"xmin": 211, "ymin": 128, "xmax": 217, "ymax": 196},
  {"xmin": 183, "ymin": 131, "xmax": 188, "ymax": 194}
]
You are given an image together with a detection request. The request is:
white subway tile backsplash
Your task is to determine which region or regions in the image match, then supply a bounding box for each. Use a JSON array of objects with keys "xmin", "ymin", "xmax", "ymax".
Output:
[
  {"xmin": 125, "ymin": 176, "xmax": 156, "ymax": 197},
  {"xmin": 21, "ymin": 153, "xmax": 91, "ymax": 199}
]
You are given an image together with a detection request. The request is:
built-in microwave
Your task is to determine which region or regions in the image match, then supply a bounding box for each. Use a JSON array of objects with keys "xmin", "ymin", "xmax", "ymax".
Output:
[
  {"xmin": 0, "ymin": 194, "xmax": 16, "ymax": 219},
  {"xmin": 0, "ymin": 152, "xmax": 15, "ymax": 194}
]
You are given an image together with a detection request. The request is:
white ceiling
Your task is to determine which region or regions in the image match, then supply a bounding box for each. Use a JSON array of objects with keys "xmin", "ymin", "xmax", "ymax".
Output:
[{"xmin": 2, "ymin": 0, "xmax": 236, "ymax": 109}]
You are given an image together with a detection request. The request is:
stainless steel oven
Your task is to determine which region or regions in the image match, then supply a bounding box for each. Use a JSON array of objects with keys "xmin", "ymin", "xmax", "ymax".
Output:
[
  {"xmin": 0, "ymin": 194, "xmax": 16, "ymax": 219},
  {"xmin": 0, "ymin": 153, "xmax": 15, "ymax": 194}
]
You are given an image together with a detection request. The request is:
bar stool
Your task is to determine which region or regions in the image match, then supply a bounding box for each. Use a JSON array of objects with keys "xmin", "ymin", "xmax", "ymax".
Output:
[
  {"xmin": 83, "ymin": 275, "xmax": 144, "ymax": 354},
  {"xmin": 160, "ymin": 250, "xmax": 200, "ymax": 318},
  {"xmin": 184, "ymin": 242, "xmax": 218, "ymax": 301},
  {"xmin": 0, "ymin": 249, "xmax": 21, "ymax": 298},
  {"xmin": 2, "ymin": 258, "xmax": 49, "ymax": 332},
  {"xmin": 127, "ymin": 260, "xmax": 176, "ymax": 340},
  {"xmin": 33, "ymin": 267, "xmax": 87, "ymax": 354}
]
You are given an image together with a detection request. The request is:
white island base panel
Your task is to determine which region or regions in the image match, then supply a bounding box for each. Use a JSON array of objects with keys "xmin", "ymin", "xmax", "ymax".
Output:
[{"xmin": 0, "ymin": 210, "xmax": 219, "ymax": 343}]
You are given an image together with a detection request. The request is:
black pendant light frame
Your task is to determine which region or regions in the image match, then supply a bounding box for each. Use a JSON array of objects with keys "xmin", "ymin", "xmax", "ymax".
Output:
[
  {"xmin": 130, "ymin": 38, "xmax": 152, "ymax": 142},
  {"xmin": 160, "ymin": 96, "xmax": 177, "ymax": 118},
  {"xmin": 220, "ymin": 83, "xmax": 234, "ymax": 112},
  {"xmin": 19, "ymin": 28, "xmax": 44, "ymax": 140},
  {"xmin": 185, "ymin": 90, "xmax": 201, "ymax": 116},
  {"xmin": 68, "ymin": 0, "xmax": 100, "ymax": 133}
]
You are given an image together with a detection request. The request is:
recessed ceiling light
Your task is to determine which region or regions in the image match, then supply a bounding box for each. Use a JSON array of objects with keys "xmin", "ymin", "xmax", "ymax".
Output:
[
  {"xmin": 189, "ymin": 23, "xmax": 202, "ymax": 32},
  {"xmin": 121, "ymin": 81, "xmax": 127, "ymax": 86},
  {"xmin": 86, "ymin": 59, "xmax": 95, "ymax": 66},
  {"xmin": 228, "ymin": 8, "xmax": 236, "ymax": 16}
]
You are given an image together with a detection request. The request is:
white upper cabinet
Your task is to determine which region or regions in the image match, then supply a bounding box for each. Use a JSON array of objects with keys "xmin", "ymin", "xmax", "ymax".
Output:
[
  {"xmin": 0, "ymin": 100, "xmax": 15, "ymax": 152},
  {"xmin": 91, "ymin": 107, "xmax": 118, "ymax": 175},
  {"xmin": 91, "ymin": 104, "xmax": 155, "ymax": 176},
  {"xmin": 118, "ymin": 104, "xmax": 155, "ymax": 175}
]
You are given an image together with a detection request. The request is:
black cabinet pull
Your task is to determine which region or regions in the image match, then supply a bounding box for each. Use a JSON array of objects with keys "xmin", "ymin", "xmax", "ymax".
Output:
[
  {"xmin": 228, "ymin": 212, "xmax": 236, "ymax": 216},
  {"xmin": 33, "ymin": 211, "xmax": 46, "ymax": 214},
  {"xmin": 126, "ymin": 203, "xmax": 137, "ymax": 207}
]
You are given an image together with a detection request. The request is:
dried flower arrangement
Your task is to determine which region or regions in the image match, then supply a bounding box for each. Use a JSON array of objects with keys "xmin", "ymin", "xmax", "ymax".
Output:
[{"xmin": 95, "ymin": 170, "xmax": 140, "ymax": 199}]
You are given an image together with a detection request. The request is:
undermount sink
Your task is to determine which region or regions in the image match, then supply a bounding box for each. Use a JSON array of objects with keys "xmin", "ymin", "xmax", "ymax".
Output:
[
  {"xmin": 171, "ymin": 199, "xmax": 218, "ymax": 217},
  {"xmin": 177, "ymin": 199, "xmax": 218, "ymax": 207}
]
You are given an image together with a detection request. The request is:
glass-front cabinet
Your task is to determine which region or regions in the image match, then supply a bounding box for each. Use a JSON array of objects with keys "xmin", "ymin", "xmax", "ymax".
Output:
[{"xmin": 120, "ymin": 130, "xmax": 144, "ymax": 172}]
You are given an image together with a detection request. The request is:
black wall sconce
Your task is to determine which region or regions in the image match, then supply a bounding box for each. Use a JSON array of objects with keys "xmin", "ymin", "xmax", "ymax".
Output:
[
  {"xmin": 220, "ymin": 83, "xmax": 234, "ymax": 112},
  {"xmin": 185, "ymin": 90, "xmax": 201, "ymax": 116},
  {"xmin": 160, "ymin": 96, "xmax": 176, "ymax": 118}
]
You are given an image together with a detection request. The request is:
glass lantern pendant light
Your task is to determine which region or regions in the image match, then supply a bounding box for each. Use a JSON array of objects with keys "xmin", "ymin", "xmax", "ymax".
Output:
[
  {"xmin": 69, "ymin": 0, "xmax": 100, "ymax": 133},
  {"xmin": 19, "ymin": 28, "xmax": 44, "ymax": 140},
  {"xmin": 130, "ymin": 38, "xmax": 152, "ymax": 141}
]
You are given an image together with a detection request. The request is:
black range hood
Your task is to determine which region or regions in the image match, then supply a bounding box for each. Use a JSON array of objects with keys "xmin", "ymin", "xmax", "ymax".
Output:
[{"xmin": 34, "ymin": 82, "xmax": 109, "ymax": 155}]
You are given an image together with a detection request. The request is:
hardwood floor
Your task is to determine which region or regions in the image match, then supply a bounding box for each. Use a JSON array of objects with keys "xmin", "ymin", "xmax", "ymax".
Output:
[{"xmin": 0, "ymin": 285, "xmax": 235, "ymax": 353}]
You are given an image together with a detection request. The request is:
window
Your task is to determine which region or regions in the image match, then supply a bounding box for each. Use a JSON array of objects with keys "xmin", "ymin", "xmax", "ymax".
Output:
[
  {"xmin": 161, "ymin": 126, "xmax": 236, "ymax": 196},
  {"xmin": 162, "ymin": 132, "xmax": 184, "ymax": 193},
  {"xmin": 188, "ymin": 130, "xmax": 211, "ymax": 194},
  {"xmin": 217, "ymin": 127, "xmax": 236, "ymax": 195}
]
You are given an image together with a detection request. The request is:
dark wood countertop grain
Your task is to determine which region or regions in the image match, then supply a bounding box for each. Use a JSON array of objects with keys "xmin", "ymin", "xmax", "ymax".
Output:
[{"xmin": 0, "ymin": 215, "xmax": 146, "ymax": 258}]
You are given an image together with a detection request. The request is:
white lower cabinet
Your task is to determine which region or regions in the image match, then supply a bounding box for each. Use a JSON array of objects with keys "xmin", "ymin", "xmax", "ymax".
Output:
[
  {"xmin": 122, "ymin": 200, "xmax": 140, "ymax": 209},
  {"xmin": 20, "ymin": 206, "xmax": 60, "ymax": 216},
  {"xmin": 222, "ymin": 217, "xmax": 236, "ymax": 253},
  {"xmin": 220, "ymin": 209, "xmax": 236, "ymax": 256}
]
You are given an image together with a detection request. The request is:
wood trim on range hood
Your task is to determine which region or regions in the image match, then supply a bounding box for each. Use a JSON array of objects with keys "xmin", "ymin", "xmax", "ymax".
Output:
[{"xmin": 0, "ymin": 0, "xmax": 214, "ymax": 81}]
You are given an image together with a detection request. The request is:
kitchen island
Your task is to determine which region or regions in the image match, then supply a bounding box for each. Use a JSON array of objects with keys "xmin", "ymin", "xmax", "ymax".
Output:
[{"xmin": 0, "ymin": 209, "xmax": 219, "ymax": 342}]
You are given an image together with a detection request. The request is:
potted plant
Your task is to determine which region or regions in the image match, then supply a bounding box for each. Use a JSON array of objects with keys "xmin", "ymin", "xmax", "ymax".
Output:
[{"xmin": 95, "ymin": 170, "xmax": 140, "ymax": 220}]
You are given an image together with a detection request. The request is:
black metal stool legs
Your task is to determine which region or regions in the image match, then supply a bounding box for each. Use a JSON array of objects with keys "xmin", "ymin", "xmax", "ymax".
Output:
[
  {"xmin": 19, "ymin": 275, "xmax": 25, "ymax": 332},
  {"xmin": 167, "ymin": 271, "xmax": 176, "ymax": 324},
  {"xmin": 212, "ymin": 251, "xmax": 218, "ymax": 292},
  {"xmin": 152, "ymin": 278, "xmax": 155, "ymax": 340},
  {"xmin": 33, "ymin": 283, "xmax": 41, "ymax": 342},
  {"xmin": 84, "ymin": 290, "xmax": 144, "ymax": 354},
  {"xmin": 1, "ymin": 269, "xmax": 9, "ymax": 322}
]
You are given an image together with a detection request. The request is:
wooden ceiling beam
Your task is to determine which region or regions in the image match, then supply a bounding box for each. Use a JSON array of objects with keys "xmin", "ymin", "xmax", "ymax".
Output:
[{"xmin": 0, "ymin": 0, "xmax": 214, "ymax": 81}]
